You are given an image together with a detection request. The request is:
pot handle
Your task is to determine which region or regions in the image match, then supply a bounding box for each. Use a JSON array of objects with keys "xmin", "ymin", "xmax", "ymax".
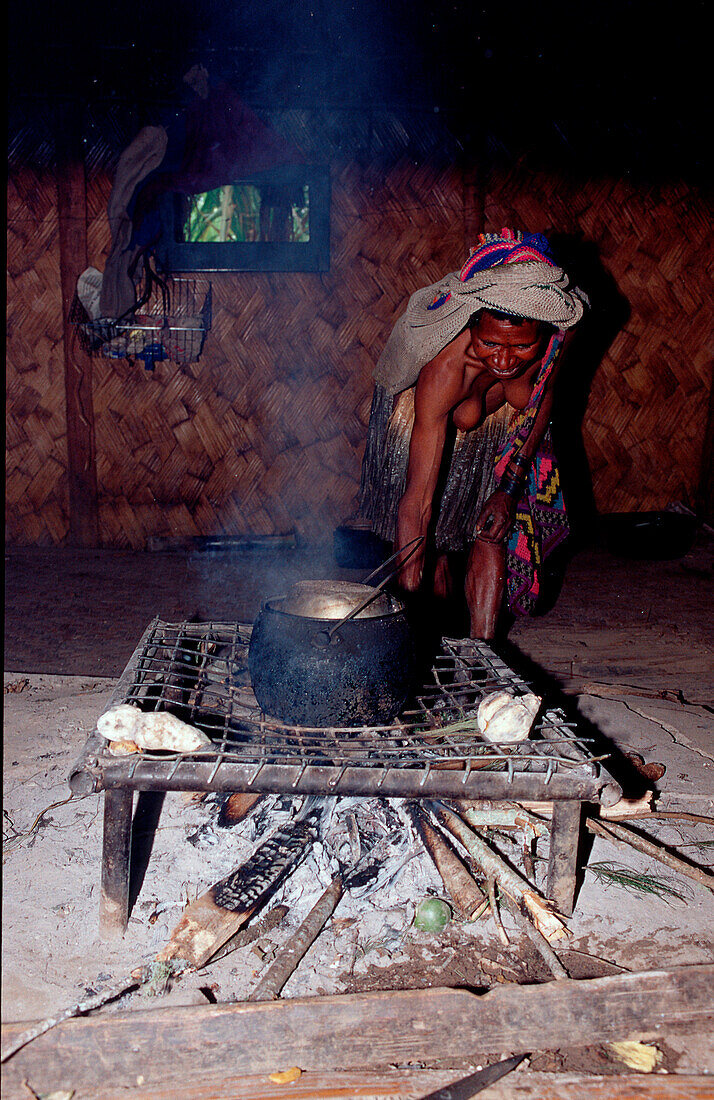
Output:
[
  {"xmin": 361, "ymin": 535, "xmax": 425, "ymax": 587},
  {"xmin": 324, "ymin": 536, "xmax": 424, "ymax": 641}
]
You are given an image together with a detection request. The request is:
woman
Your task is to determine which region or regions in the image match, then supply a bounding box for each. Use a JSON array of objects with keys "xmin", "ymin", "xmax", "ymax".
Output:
[{"xmin": 359, "ymin": 229, "xmax": 588, "ymax": 638}]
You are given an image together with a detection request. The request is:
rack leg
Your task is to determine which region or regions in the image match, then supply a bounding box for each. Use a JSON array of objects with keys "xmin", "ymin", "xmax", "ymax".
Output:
[
  {"xmin": 546, "ymin": 800, "xmax": 582, "ymax": 918},
  {"xmin": 99, "ymin": 787, "xmax": 134, "ymax": 940}
]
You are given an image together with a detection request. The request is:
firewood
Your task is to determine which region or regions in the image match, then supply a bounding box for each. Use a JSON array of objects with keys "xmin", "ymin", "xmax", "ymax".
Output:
[
  {"xmin": 455, "ymin": 801, "xmax": 547, "ymax": 839},
  {"xmin": 248, "ymin": 829, "xmax": 390, "ymax": 1001},
  {"xmin": 601, "ymin": 794, "xmax": 654, "ymax": 819},
  {"xmin": 218, "ymin": 792, "xmax": 263, "ymax": 827},
  {"xmin": 158, "ymin": 799, "xmax": 323, "ymax": 968},
  {"xmin": 249, "ymin": 876, "xmax": 345, "ymax": 1002},
  {"xmin": 434, "ymin": 804, "xmax": 569, "ymax": 942},
  {"xmin": 408, "ymin": 805, "xmax": 488, "ymax": 921}
]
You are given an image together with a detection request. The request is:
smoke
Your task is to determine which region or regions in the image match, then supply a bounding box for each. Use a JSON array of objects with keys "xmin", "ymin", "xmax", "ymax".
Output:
[{"xmin": 185, "ymin": 0, "xmax": 434, "ymax": 111}]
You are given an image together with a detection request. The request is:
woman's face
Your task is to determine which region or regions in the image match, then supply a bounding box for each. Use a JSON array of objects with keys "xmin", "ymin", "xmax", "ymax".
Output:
[{"xmin": 468, "ymin": 313, "xmax": 544, "ymax": 380}]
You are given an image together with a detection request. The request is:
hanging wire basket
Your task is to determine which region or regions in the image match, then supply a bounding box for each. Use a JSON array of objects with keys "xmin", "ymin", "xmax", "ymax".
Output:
[{"xmin": 70, "ymin": 274, "xmax": 212, "ymax": 369}]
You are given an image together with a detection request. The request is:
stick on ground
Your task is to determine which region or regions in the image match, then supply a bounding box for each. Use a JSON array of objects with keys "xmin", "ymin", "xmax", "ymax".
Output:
[
  {"xmin": 586, "ymin": 817, "xmax": 714, "ymax": 892},
  {"xmin": 249, "ymin": 876, "xmax": 344, "ymax": 1002},
  {"xmin": 500, "ymin": 893, "xmax": 569, "ymax": 980}
]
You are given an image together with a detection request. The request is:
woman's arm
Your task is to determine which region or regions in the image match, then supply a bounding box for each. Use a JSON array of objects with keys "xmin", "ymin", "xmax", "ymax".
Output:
[{"xmin": 396, "ymin": 358, "xmax": 460, "ymax": 589}]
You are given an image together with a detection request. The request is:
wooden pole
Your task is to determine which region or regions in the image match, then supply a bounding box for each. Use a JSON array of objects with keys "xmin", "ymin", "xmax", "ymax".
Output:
[
  {"xmin": 56, "ymin": 119, "xmax": 100, "ymax": 547},
  {"xmin": 586, "ymin": 817, "xmax": 714, "ymax": 892},
  {"xmin": 696, "ymin": 362, "xmax": 714, "ymax": 524},
  {"xmin": 546, "ymin": 801, "xmax": 582, "ymax": 918},
  {"xmin": 99, "ymin": 788, "xmax": 134, "ymax": 940}
]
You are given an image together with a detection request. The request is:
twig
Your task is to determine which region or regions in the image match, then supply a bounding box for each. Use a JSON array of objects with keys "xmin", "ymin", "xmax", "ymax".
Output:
[
  {"xmin": 1, "ymin": 966, "xmax": 157, "ymax": 1063},
  {"xmin": 586, "ymin": 817, "xmax": 714, "ymax": 892},
  {"xmin": 617, "ymin": 811, "xmax": 714, "ymax": 827},
  {"xmin": 248, "ymin": 877, "xmax": 344, "ymax": 1001},
  {"xmin": 563, "ymin": 947, "xmax": 630, "ymax": 974},
  {"xmin": 2, "ymin": 795, "xmax": 89, "ymax": 859},
  {"xmin": 500, "ymin": 893, "xmax": 569, "ymax": 980},
  {"xmin": 487, "ymin": 878, "xmax": 509, "ymax": 946}
]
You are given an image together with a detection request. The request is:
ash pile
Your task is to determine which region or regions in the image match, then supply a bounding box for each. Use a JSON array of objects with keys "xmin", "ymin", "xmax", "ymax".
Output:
[{"xmin": 159, "ymin": 788, "xmax": 564, "ymax": 1003}]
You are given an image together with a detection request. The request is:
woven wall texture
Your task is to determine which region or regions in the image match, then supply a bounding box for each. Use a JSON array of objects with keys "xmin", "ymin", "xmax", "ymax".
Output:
[{"xmin": 6, "ymin": 120, "xmax": 713, "ymax": 547}]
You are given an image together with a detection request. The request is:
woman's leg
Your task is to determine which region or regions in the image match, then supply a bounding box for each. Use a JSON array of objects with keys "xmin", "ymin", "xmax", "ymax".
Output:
[
  {"xmin": 433, "ymin": 552, "xmax": 455, "ymax": 600},
  {"xmin": 465, "ymin": 536, "xmax": 506, "ymax": 639}
]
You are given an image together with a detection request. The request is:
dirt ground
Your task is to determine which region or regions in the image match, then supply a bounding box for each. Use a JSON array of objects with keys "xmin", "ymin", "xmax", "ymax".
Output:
[{"xmin": 3, "ymin": 533, "xmax": 714, "ymax": 1094}]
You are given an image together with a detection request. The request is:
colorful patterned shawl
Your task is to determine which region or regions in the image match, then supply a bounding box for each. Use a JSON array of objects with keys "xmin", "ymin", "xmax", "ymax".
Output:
[{"xmin": 494, "ymin": 332, "xmax": 569, "ymax": 614}]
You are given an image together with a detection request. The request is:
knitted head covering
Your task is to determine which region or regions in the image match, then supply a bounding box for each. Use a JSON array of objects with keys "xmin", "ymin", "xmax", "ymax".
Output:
[
  {"xmin": 460, "ymin": 228, "xmax": 555, "ymax": 278},
  {"xmin": 373, "ymin": 229, "xmax": 588, "ymax": 394}
]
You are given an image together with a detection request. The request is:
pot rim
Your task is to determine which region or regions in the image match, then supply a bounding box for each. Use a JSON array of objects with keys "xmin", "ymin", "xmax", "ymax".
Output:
[{"xmin": 260, "ymin": 595, "xmax": 407, "ymax": 623}]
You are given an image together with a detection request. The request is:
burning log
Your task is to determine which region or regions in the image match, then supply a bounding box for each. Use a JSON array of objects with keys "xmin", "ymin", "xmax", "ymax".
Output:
[
  {"xmin": 158, "ymin": 798, "xmax": 323, "ymax": 968},
  {"xmin": 217, "ymin": 792, "xmax": 264, "ymax": 827},
  {"xmin": 408, "ymin": 804, "xmax": 488, "ymax": 921},
  {"xmin": 433, "ymin": 803, "xmax": 569, "ymax": 943}
]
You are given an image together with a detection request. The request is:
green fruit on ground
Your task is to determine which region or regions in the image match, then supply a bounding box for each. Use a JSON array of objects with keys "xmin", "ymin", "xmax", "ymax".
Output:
[{"xmin": 414, "ymin": 897, "xmax": 452, "ymax": 932}]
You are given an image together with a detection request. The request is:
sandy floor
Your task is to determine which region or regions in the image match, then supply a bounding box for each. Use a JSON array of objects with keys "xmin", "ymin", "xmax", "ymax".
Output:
[{"xmin": 3, "ymin": 535, "xmax": 714, "ymax": 1088}]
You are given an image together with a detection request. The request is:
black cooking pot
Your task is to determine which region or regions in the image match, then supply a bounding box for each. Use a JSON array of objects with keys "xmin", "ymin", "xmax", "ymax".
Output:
[{"xmin": 248, "ymin": 582, "xmax": 415, "ymax": 727}]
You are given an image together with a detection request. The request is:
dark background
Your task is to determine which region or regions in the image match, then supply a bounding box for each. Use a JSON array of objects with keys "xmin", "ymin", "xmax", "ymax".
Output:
[{"xmin": 8, "ymin": 0, "xmax": 711, "ymax": 183}]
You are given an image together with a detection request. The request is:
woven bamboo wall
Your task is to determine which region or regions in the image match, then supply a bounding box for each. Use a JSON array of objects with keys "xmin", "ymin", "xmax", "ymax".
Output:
[
  {"xmin": 485, "ymin": 164, "xmax": 713, "ymax": 514},
  {"xmin": 6, "ymin": 167, "xmax": 69, "ymax": 543},
  {"xmin": 6, "ymin": 115, "xmax": 713, "ymax": 547}
]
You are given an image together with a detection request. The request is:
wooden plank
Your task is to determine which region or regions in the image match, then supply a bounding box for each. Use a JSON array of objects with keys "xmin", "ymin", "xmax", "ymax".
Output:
[
  {"xmin": 56, "ymin": 133, "xmax": 100, "ymax": 547},
  {"xmin": 62, "ymin": 1072, "xmax": 714, "ymax": 1100},
  {"xmin": 3, "ymin": 966, "xmax": 712, "ymax": 1096}
]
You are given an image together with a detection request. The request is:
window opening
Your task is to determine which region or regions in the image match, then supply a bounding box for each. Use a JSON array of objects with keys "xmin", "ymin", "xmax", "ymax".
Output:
[{"xmin": 182, "ymin": 183, "xmax": 310, "ymax": 245}]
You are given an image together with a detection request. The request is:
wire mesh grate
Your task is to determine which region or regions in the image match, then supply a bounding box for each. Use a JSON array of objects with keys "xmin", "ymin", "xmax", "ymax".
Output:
[{"xmin": 96, "ymin": 618, "xmax": 603, "ymax": 780}]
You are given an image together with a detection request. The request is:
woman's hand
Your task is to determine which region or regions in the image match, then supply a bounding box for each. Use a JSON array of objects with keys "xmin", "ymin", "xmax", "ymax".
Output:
[
  {"xmin": 475, "ymin": 490, "xmax": 515, "ymax": 543},
  {"xmin": 396, "ymin": 533, "xmax": 426, "ymax": 591}
]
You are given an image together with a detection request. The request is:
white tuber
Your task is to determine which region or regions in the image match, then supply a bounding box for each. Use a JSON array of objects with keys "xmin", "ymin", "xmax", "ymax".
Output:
[
  {"xmin": 477, "ymin": 690, "xmax": 541, "ymax": 743},
  {"xmin": 97, "ymin": 704, "xmax": 212, "ymax": 753}
]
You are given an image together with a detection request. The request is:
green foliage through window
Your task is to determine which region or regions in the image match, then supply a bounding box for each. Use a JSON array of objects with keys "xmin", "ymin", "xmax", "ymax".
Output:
[{"xmin": 182, "ymin": 183, "xmax": 310, "ymax": 244}]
